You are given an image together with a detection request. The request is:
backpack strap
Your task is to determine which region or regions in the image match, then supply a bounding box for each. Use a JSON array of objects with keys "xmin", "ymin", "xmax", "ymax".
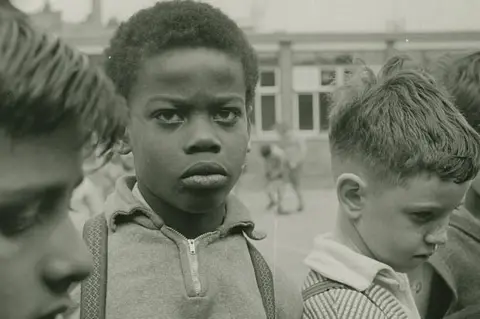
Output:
[
  {"xmin": 302, "ymin": 280, "xmax": 348, "ymax": 301},
  {"xmin": 246, "ymin": 240, "xmax": 276, "ymax": 319},
  {"xmin": 80, "ymin": 214, "xmax": 108, "ymax": 319}
]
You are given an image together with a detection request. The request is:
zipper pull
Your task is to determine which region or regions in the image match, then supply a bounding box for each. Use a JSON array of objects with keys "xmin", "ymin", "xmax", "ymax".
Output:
[{"xmin": 187, "ymin": 239, "xmax": 196, "ymax": 254}]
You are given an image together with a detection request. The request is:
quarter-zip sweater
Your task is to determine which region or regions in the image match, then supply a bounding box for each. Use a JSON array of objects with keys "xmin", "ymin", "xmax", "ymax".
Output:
[{"xmin": 82, "ymin": 175, "xmax": 302, "ymax": 319}]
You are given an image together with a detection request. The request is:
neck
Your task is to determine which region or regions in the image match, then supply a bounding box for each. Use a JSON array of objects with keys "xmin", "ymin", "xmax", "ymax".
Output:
[
  {"xmin": 138, "ymin": 182, "xmax": 226, "ymax": 239},
  {"xmin": 464, "ymin": 187, "xmax": 480, "ymax": 219},
  {"xmin": 335, "ymin": 211, "xmax": 376, "ymax": 260}
]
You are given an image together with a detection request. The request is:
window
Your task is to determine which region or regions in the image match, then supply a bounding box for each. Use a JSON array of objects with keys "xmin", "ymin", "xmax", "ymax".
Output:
[
  {"xmin": 260, "ymin": 95, "xmax": 276, "ymax": 131},
  {"xmin": 260, "ymin": 70, "xmax": 276, "ymax": 87},
  {"xmin": 298, "ymin": 94, "xmax": 314, "ymax": 130},
  {"xmin": 293, "ymin": 66, "xmax": 342, "ymax": 134},
  {"xmin": 255, "ymin": 68, "xmax": 281, "ymax": 136}
]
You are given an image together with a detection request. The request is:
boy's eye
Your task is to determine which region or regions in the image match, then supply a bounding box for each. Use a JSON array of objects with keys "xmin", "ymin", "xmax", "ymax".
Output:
[
  {"xmin": 154, "ymin": 110, "xmax": 184, "ymax": 124},
  {"xmin": 411, "ymin": 211, "xmax": 434, "ymax": 223},
  {"xmin": 0, "ymin": 204, "xmax": 40, "ymax": 237},
  {"xmin": 0, "ymin": 192, "xmax": 65, "ymax": 237},
  {"xmin": 213, "ymin": 109, "xmax": 241, "ymax": 124}
]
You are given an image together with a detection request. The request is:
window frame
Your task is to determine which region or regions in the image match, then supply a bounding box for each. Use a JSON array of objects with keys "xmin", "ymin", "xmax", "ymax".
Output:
[
  {"xmin": 254, "ymin": 67, "xmax": 282, "ymax": 138},
  {"xmin": 292, "ymin": 66, "xmax": 347, "ymax": 135}
]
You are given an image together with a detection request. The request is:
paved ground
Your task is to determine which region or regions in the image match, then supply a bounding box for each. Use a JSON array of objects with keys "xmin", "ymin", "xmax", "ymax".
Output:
[{"xmin": 236, "ymin": 184, "xmax": 338, "ymax": 288}]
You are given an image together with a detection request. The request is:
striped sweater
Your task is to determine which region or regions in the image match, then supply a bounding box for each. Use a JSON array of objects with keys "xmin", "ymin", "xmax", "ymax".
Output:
[{"xmin": 303, "ymin": 271, "xmax": 409, "ymax": 319}]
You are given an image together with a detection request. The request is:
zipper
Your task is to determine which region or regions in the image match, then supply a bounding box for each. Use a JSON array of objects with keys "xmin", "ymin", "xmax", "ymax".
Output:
[
  {"xmin": 186, "ymin": 239, "xmax": 201, "ymax": 295},
  {"xmin": 166, "ymin": 227, "xmax": 217, "ymax": 296}
]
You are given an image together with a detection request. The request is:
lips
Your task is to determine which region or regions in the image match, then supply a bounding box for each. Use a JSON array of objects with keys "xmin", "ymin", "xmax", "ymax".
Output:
[
  {"xmin": 180, "ymin": 161, "xmax": 229, "ymax": 189},
  {"xmin": 414, "ymin": 252, "xmax": 434, "ymax": 259}
]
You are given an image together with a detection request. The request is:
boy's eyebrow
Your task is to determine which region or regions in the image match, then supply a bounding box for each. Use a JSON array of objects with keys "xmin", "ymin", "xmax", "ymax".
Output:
[{"xmin": 146, "ymin": 94, "xmax": 245, "ymax": 105}]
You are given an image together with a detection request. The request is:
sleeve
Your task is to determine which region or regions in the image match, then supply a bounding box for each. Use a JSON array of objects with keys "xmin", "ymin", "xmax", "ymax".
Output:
[
  {"xmin": 303, "ymin": 292, "xmax": 338, "ymax": 319},
  {"xmin": 303, "ymin": 289, "xmax": 387, "ymax": 319}
]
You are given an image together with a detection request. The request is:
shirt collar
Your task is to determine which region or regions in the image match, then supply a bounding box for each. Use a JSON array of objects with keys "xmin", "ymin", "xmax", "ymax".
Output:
[{"xmin": 105, "ymin": 176, "xmax": 264, "ymax": 240}]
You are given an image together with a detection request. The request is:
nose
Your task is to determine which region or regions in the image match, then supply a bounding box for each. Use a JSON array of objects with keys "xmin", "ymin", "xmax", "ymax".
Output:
[
  {"xmin": 41, "ymin": 218, "xmax": 93, "ymax": 294},
  {"xmin": 425, "ymin": 222, "xmax": 449, "ymax": 247},
  {"xmin": 183, "ymin": 115, "xmax": 221, "ymax": 154}
]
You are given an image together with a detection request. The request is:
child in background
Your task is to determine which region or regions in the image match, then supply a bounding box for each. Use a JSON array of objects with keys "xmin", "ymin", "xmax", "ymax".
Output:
[
  {"xmin": 302, "ymin": 55, "xmax": 480, "ymax": 319},
  {"xmin": 407, "ymin": 51, "xmax": 480, "ymax": 319},
  {"xmin": 276, "ymin": 123, "xmax": 307, "ymax": 211},
  {"xmin": 69, "ymin": 2, "xmax": 303, "ymax": 319},
  {"xmin": 260, "ymin": 144, "xmax": 288, "ymax": 214}
]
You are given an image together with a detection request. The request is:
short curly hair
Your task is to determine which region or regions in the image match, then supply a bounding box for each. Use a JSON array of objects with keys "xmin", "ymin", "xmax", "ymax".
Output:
[
  {"xmin": 104, "ymin": 0, "xmax": 259, "ymax": 115},
  {"xmin": 0, "ymin": 11, "xmax": 127, "ymax": 156}
]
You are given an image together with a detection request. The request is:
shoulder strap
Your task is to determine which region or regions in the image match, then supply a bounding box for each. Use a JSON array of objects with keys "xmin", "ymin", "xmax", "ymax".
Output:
[
  {"xmin": 246, "ymin": 240, "xmax": 276, "ymax": 319},
  {"xmin": 80, "ymin": 214, "xmax": 108, "ymax": 319},
  {"xmin": 302, "ymin": 280, "xmax": 348, "ymax": 301}
]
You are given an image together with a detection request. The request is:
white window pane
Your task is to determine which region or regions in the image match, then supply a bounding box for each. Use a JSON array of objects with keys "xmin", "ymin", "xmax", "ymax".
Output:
[{"xmin": 293, "ymin": 66, "xmax": 319, "ymax": 91}]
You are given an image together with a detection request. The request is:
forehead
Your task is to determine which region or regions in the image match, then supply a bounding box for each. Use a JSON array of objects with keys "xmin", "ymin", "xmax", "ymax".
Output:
[
  {"xmin": 0, "ymin": 126, "xmax": 83, "ymax": 198},
  {"xmin": 380, "ymin": 174, "xmax": 469, "ymax": 210},
  {"xmin": 131, "ymin": 48, "xmax": 245, "ymax": 99}
]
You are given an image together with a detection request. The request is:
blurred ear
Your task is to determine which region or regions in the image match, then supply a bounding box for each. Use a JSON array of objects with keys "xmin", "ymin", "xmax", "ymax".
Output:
[{"xmin": 336, "ymin": 173, "xmax": 367, "ymax": 220}]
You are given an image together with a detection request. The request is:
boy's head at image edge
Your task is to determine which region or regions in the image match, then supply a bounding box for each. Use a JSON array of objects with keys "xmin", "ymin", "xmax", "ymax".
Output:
[
  {"xmin": 0, "ymin": 14, "xmax": 126, "ymax": 319},
  {"xmin": 433, "ymin": 51, "xmax": 480, "ymax": 196},
  {"xmin": 328, "ymin": 55, "xmax": 480, "ymax": 273},
  {"xmin": 104, "ymin": 0, "xmax": 258, "ymax": 214}
]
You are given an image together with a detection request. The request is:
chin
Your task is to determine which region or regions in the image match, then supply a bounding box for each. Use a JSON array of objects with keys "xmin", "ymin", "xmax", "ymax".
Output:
[{"xmin": 180, "ymin": 191, "xmax": 228, "ymax": 213}]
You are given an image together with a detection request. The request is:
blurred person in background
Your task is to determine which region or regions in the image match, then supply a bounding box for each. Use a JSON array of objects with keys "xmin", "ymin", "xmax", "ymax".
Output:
[
  {"xmin": 259, "ymin": 144, "xmax": 288, "ymax": 214},
  {"xmin": 275, "ymin": 122, "xmax": 307, "ymax": 212}
]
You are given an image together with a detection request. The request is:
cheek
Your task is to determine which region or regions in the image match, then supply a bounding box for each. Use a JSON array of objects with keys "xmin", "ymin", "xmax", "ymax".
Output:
[
  {"xmin": 0, "ymin": 238, "xmax": 41, "ymax": 300},
  {"xmin": 0, "ymin": 239, "xmax": 20, "ymax": 259},
  {"xmin": 224, "ymin": 133, "xmax": 248, "ymax": 167}
]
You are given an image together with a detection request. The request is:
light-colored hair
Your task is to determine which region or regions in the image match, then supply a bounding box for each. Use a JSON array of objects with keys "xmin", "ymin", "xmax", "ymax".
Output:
[{"xmin": 329, "ymin": 55, "xmax": 480, "ymax": 185}]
